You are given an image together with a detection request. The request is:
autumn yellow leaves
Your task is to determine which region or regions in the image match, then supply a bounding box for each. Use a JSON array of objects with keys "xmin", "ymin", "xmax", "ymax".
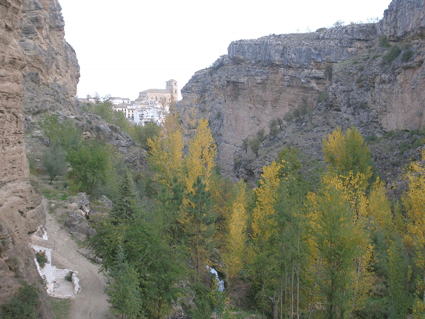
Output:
[{"xmin": 146, "ymin": 111, "xmax": 425, "ymax": 318}]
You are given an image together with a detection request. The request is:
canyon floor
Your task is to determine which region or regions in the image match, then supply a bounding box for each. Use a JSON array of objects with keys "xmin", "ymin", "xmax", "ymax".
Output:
[{"xmin": 46, "ymin": 201, "xmax": 110, "ymax": 319}]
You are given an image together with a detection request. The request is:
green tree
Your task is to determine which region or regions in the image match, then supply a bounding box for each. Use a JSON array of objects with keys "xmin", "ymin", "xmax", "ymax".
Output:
[
  {"xmin": 242, "ymin": 137, "xmax": 249, "ymax": 153},
  {"xmin": 67, "ymin": 141, "xmax": 112, "ymax": 194},
  {"xmin": 39, "ymin": 113, "xmax": 81, "ymax": 151},
  {"xmin": 182, "ymin": 176, "xmax": 217, "ymax": 282},
  {"xmin": 90, "ymin": 212, "xmax": 181, "ymax": 319},
  {"xmin": 110, "ymin": 169, "xmax": 139, "ymax": 222},
  {"xmin": 269, "ymin": 119, "xmax": 280, "ymax": 137},
  {"xmin": 133, "ymin": 122, "xmax": 161, "ymax": 150},
  {"xmin": 387, "ymin": 240, "xmax": 411, "ymax": 318},
  {"xmin": 306, "ymin": 184, "xmax": 367, "ymax": 318},
  {"xmin": 250, "ymin": 137, "xmax": 261, "ymax": 157},
  {"xmin": 42, "ymin": 142, "xmax": 68, "ymax": 183},
  {"xmin": 105, "ymin": 246, "xmax": 143, "ymax": 319}
]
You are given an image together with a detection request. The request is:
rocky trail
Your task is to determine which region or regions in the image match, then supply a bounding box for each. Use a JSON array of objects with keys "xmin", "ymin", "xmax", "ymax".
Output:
[{"xmin": 46, "ymin": 208, "xmax": 110, "ymax": 319}]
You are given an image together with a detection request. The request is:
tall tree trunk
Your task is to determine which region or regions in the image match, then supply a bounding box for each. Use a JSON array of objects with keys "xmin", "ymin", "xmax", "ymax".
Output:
[
  {"xmin": 291, "ymin": 260, "xmax": 294, "ymax": 319},
  {"xmin": 423, "ymin": 268, "xmax": 425, "ymax": 307},
  {"xmin": 196, "ymin": 224, "xmax": 200, "ymax": 283},
  {"xmin": 273, "ymin": 297, "xmax": 279, "ymax": 319},
  {"xmin": 285, "ymin": 260, "xmax": 288, "ymax": 318},
  {"xmin": 297, "ymin": 232, "xmax": 300, "ymax": 319}
]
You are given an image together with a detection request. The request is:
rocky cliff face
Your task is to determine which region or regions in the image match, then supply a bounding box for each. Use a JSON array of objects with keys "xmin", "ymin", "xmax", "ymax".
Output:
[
  {"xmin": 178, "ymin": 0, "xmax": 425, "ymax": 183},
  {"xmin": 0, "ymin": 0, "xmax": 76, "ymax": 315},
  {"xmin": 19, "ymin": 0, "xmax": 80, "ymax": 120},
  {"xmin": 378, "ymin": 0, "xmax": 425, "ymax": 39}
]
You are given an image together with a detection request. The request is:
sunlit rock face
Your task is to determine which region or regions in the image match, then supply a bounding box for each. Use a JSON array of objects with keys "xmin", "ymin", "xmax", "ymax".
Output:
[
  {"xmin": 177, "ymin": 0, "xmax": 425, "ymax": 181},
  {"xmin": 19, "ymin": 0, "xmax": 80, "ymax": 119}
]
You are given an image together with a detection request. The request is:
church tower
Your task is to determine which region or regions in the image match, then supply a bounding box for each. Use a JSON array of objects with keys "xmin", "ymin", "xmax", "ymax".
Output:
[{"xmin": 166, "ymin": 79, "xmax": 178, "ymax": 100}]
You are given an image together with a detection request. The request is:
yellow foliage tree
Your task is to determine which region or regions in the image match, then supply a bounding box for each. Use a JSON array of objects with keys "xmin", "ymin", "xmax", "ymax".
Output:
[
  {"xmin": 305, "ymin": 181, "xmax": 371, "ymax": 317},
  {"xmin": 184, "ymin": 118, "xmax": 217, "ymax": 194},
  {"xmin": 322, "ymin": 126, "xmax": 372, "ymax": 186},
  {"xmin": 147, "ymin": 112, "xmax": 184, "ymax": 189},
  {"xmin": 403, "ymin": 151, "xmax": 425, "ymax": 311},
  {"xmin": 223, "ymin": 180, "xmax": 248, "ymax": 286},
  {"xmin": 251, "ymin": 161, "xmax": 282, "ymax": 243},
  {"xmin": 368, "ymin": 178, "xmax": 392, "ymax": 233}
]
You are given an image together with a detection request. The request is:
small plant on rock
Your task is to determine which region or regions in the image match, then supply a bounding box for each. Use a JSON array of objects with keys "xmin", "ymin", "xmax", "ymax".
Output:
[
  {"xmin": 35, "ymin": 251, "xmax": 48, "ymax": 269},
  {"xmin": 383, "ymin": 45, "xmax": 401, "ymax": 64},
  {"xmin": 65, "ymin": 271, "xmax": 73, "ymax": 282},
  {"xmin": 379, "ymin": 35, "xmax": 391, "ymax": 48}
]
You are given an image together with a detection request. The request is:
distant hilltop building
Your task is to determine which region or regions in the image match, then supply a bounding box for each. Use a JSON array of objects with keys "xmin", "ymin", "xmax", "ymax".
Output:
[
  {"xmin": 137, "ymin": 79, "xmax": 178, "ymax": 103},
  {"xmin": 77, "ymin": 80, "xmax": 177, "ymax": 126},
  {"xmin": 109, "ymin": 97, "xmax": 131, "ymax": 105}
]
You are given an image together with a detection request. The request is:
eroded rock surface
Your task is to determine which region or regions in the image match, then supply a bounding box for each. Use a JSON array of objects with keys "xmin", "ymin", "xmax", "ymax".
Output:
[
  {"xmin": 177, "ymin": 0, "xmax": 425, "ymax": 181},
  {"xmin": 0, "ymin": 0, "xmax": 54, "ymax": 316},
  {"xmin": 19, "ymin": 0, "xmax": 80, "ymax": 120}
]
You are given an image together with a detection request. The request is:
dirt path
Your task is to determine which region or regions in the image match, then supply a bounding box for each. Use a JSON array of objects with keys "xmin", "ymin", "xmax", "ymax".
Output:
[{"xmin": 46, "ymin": 210, "xmax": 110, "ymax": 319}]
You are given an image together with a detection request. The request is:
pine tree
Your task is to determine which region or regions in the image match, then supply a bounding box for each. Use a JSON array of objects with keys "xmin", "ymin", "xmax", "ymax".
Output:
[
  {"xmin": 111, "ymin": 169, "xmax": 139, "ymax": 223},
  {"xmin": 182, "ymin": 176, "xmax": 217, "ymax": 281},
  {"xmin": 105, "ymin": 246, "xmax": 143, "ymax": 319}
]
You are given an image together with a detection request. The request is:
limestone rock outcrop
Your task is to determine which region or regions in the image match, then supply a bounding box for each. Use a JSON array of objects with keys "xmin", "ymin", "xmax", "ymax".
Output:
[
  {"xmin": 378, "ymin": 0, "xmax": 425, "ymax": 39},
  {"xmin": 177, "ymin": 0, "xmax": 425, "ymax": 181},
  {"xmin": 19, "ymin": 0, "xmax": 80, "ymax": 119}
]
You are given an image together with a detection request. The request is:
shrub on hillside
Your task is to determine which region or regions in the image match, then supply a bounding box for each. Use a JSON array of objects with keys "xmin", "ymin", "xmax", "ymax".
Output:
[
  {"xmin": 383, "ymin": 45, "xmax": 401, "ymax": 64},
  {"xmin": 0, "ymin": 282, "xmax": 40, "ymax": 319}
]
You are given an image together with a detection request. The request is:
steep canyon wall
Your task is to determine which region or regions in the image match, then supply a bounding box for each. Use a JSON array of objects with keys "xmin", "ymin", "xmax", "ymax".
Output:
[
  {"xmin": 178, "ymin": 0, "xmax": 425, "ymax": 181},
  {"xmin": 0, "ymin": 0, "xmax": 78, "ymax": 314}
]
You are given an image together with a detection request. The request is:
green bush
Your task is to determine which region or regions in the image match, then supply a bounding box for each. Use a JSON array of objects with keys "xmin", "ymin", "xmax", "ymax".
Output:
[
  {"xmin": 256, "ymin": 129, "xmax": 265, "ymax": 141},
  {"xmin": 250, "ymin": 138, "xmax": 261, "ymax": 157},
  {"xmin": 378, "ymin": 35, "xmax": 391, "ymax": 48},
  {"xmin": 269, "ymin": 119, "xmax": 280, "ymax": 137},
  {"xmin": 324, "ymin": 64, "xmax": 333, "ymax": 81},
  {"xmin": 39, "ymin": 114, "xmax": 82, "ymax": 151},
  {"xmin": 42, "ymin": 142, "xmax": 68, "ymax": 183},
  {"xmin": 317, "ymin": 91, "xmax": 329, "ymax": 104},
  {"xmin": 383, "ymin": 45, "xmax": 401, "ymax": 64},
  {"xmin": 133, "ymin": 122, "xmax": 161, "ymax": 150},
  {"xmin": 64, "ymin": 271, "xmax": 73, "ymax": 282},
  {"xmin": 0, "ymin": 282, "xmax": 40, "ymax": 319},
  {"xmin": 401, "ymin": 49, "xmax": 414, "ymax": 62},
  {"xmin": 83, "ymin": 101, "xmax": 134, "ymax": 137},
  {"xmin": 35, "ymin": 251, "xmax": 48, "ymax": 269},
  {"xmin": 67, "ymin": 141, "xmax": 113, "ymax": 195}
]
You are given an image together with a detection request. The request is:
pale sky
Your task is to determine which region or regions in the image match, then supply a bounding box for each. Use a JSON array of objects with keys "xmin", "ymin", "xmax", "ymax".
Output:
[{"xmin": 59, "ymin": 0, "xmax": 392, "ymax": 101}]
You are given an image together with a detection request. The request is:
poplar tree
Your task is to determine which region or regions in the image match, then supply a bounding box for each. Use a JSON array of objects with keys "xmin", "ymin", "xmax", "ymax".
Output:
[
  {"xmin": 322, "ymin": 126, "xmax": 372, "ymax": 183},
  {"xmin": 403, "ymin": 151, "xmax": 425, "ymax": 314},
  {"xmin": 147, "ymin": 111, "xmax": 184, "ymax": 189},
  {"xmin": 250, "ymin": 161, "xmax": 282, "ymax": 319},
  {"xmin": 184, "ymin": 118, "xmax": 217, "ymax": 193},
  {"xmin": 224, "ymin": 180, "xmax": 248, "ymax": 287},
  {"xmin": 306, "ymin": 185, "xmax": 366, "ymax": 318}
]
